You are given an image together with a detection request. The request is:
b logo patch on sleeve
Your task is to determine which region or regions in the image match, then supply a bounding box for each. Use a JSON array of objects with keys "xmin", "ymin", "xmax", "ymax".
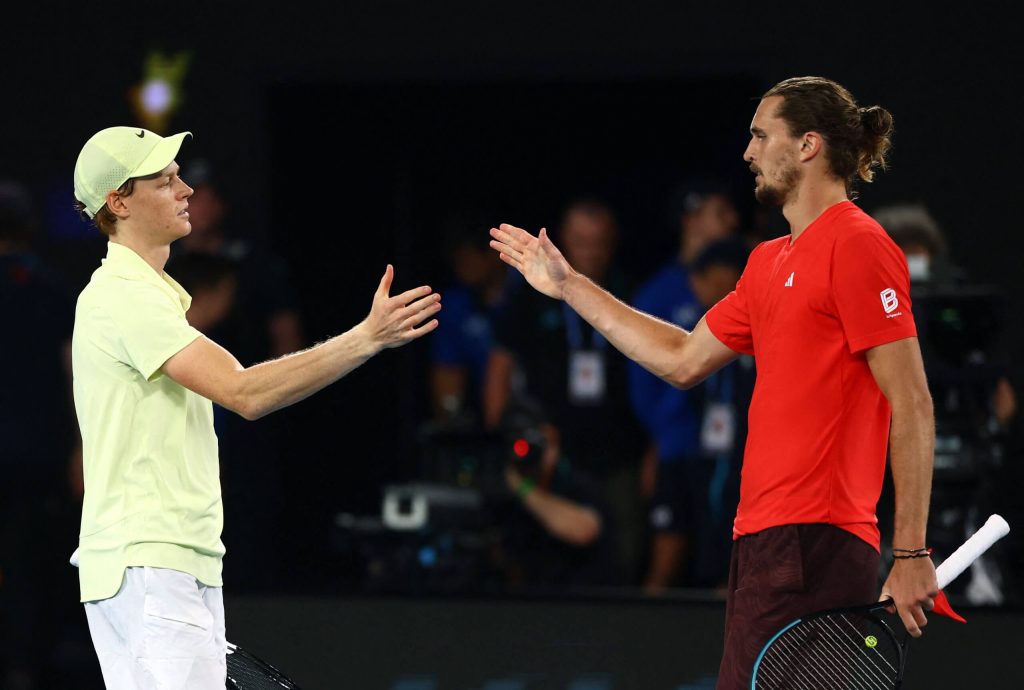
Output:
[{"xmin": 880, "ymin": 288, "xmax": 899, "ymax": 314}]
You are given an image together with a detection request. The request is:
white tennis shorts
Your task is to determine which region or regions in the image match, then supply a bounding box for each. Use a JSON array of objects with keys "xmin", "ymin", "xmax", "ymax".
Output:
[{"xmin": 84, "ymin": 566, "xmax": 226, "ymax": 690}]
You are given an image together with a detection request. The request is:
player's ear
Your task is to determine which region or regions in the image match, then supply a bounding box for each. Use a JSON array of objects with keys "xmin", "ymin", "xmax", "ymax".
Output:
[
  {"xmin": 798, "ymin": 131, "xmax": 823, "ymax": 162},
  {"xmin": 106, "ymin": 189, "xmax": 131, "ymax": 220}
]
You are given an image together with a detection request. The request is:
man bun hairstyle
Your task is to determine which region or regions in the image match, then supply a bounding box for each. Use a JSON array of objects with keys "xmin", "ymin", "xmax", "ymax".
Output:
[
  {"xmin": 856, "ymin": 105, "xmax": 894, "ymax": 184},
  {"xmin": 764, "ymin": 76, "xmax": 894, "ymax": 197}
]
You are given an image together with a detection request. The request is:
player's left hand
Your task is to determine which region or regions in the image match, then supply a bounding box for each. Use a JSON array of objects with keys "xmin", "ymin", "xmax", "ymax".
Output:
[{"xmin": 880, "ymin": 556, "xmax": 938, "ymax": 638}]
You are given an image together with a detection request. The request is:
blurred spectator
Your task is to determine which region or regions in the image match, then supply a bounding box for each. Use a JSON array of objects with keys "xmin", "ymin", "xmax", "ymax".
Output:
[
  {"xmin": 170, "ymin": 252, "xmax": 238, "ymax": 334},
  {"xmin": 173, "ymin": 158, "xmax": 303, "ymax": 360},
  {"xmin": 873, "ymin": 202, "xmax": 965, "ymax": 287},
  {"xmin": 875, "ymin": 201, "xmax": 1017, "ymax": 602},
  {"xmin": 874, "ymin": 202, "xmax": 1014, "ymax": 426},
  {"xmin": 1, "ymin": 181, "xmax": 82, "ymax": 688},
  {"xmin": 165, "ymin": 252, "xmax": 240, "ymax": 443},
  {"xmin": 494, "ymin": 400, "xmax": 617, "ymax": 590},
  {"xmin": 628, "ymin": 180, "xmax": 741, "ymax": 592},
  {"xmin": 683, "ymin": 239, "xmax": 754, "ymax": 590},
  {"xmin": 668, "ymin": 178, "xmax": 743, "ymax": 268},
  {"xmin": 484, "ymin": 199, "xmax": 646, "ymax": 584},
  {"xmin": 429, "ymin": 210, "xmax": 515, "ymax": 423},
  {"xmin": 168, "ymin": 159, "xmax": 305, "ymax": 592}
]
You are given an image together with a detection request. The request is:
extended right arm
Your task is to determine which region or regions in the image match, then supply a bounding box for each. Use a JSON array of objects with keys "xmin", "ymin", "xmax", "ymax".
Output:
[
  {"xmin": 163, "ymin": 265, "xmax": 440, "ymax": 420},
  {"xmin": 490, "ymin": 224, "xmax": 736, "ymax": 388},
  {"xmin": 562, "ymin": 271, "xmax": 735, "ymax": 388},
  {"xmin": 163, "ymin": 326, "xmax": 375, "ymax": 420}
]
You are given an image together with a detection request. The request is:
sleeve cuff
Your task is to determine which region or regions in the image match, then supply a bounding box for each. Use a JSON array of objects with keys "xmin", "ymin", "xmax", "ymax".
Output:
[
  {"xmin": 705, "ymin": 311, "xmax": 755, "ymax": 355},
  {"xmin": 847, "ymin": 324, "xmax": 918, "ymax": 354},
  {"xmin": 141, "ymin": 328, "xmax": 204, "ymax": 381}
]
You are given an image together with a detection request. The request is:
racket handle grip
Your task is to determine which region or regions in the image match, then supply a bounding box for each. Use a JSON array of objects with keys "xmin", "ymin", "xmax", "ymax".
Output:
[{"xmin": 934, "ymin": 514, "xmax": 1010, "ymax": 590}]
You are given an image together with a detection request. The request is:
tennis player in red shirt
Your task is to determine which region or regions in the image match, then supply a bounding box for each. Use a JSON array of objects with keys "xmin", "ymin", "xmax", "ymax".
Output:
[{"xmin": 488, "ymin": 76, "xmax": 937, "ymax": 688}]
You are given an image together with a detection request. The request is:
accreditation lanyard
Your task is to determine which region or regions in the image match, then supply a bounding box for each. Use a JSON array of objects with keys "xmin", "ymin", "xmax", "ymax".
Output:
[
  {"xmin": 564, "ymin": 304, "xmax": 608, "ymax": 405},
  {"xmin": 700, "ymin": 365, "xmax": 736, "ymax": 454},
  {"xmin": 701, "ymin": 365, "xmax": 738, "ymax": 521}
]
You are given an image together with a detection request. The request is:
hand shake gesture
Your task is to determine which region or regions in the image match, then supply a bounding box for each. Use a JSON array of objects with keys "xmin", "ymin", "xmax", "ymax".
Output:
[
  {"xmin": 363, "ymin": 264, "xmax": 441, "ymax": 351},
  {"xmin": 489, "ymin": 223, "xmax": 574, "ymax": 300}
]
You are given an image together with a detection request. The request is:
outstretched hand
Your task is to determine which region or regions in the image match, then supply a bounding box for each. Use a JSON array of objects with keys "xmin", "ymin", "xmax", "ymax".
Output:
[
  {"xmin": 489, "ymin": 223, "xmax": 574, "ymax": 300},
  {"xmin": 364, "ymin": 265, "xmax": 441, "ymax": 350}
]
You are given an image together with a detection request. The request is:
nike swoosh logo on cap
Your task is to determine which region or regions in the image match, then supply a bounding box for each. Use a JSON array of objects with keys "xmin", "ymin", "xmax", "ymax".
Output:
[{"xmin": 136, "ymin": 130, "xmax": 145, "ymax": 138}]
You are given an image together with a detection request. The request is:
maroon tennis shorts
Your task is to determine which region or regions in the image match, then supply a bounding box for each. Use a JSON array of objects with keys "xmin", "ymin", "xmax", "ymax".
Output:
[{"xmin": 716, "ymin": 523, "xmax": 880, "ymax": 690}]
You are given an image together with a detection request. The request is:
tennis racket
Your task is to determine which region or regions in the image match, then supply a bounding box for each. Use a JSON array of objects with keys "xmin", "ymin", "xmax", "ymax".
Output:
[
  {"xmin": 226, "ymin": 642, "xmax": 303, "ymax": 689},
  {"xmin": 750, "ymin": 514, "xmax": 1011, "ymax": 689}
]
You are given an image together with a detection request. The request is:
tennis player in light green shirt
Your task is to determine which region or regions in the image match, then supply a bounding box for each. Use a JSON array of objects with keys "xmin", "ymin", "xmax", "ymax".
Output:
[{"xmin": 71, "ymin": 126, "xmax": 442, "ymax": 689}]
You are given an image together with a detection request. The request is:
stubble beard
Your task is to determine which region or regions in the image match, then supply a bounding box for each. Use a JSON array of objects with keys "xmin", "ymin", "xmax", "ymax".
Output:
[{"xmin": 753, "ymin": 158, "xmax": 801, "ymax": 207}]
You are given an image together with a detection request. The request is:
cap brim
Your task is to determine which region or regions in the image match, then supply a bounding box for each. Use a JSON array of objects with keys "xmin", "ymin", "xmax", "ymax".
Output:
[{"xmin": 131, "ymin": 131, "xmax": 192, "ymax": 178}]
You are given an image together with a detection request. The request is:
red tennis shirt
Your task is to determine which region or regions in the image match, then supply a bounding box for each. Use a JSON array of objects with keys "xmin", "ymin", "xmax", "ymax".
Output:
[{"xmin": 705, "ymin": 201, "xmax": 917, "ymax": 550}]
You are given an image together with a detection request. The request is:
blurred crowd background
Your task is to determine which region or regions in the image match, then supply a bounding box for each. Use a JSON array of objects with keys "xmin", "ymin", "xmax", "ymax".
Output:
[{"xmin": 2, "ymin": 2, "xmax": 1023, "ymax": 687}]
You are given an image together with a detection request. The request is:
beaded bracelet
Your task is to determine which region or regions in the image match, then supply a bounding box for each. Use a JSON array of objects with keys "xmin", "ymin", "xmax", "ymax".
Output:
[{"xmin": 892, "ymin": 547, "xmax": 933, "ymax": 559}]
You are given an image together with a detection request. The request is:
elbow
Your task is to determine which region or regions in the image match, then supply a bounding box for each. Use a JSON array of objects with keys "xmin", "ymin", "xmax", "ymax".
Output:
[
  {"xmin": 565, "ymin": 514, "xmax": 602, "ymax": 547},
  {"xmin": 223, "ymin": 371, "xmax": 273, "ymax": 421},
  {"xmin": 577, "ymin": 523, "xmax": 601, "ymax": 547},
  {"xmin": 227, "ymin": 390, "xmax": 269, "ymax": 421},
  {"xmin": 907, "ymin": 384, "xmax": 934, "ymax": 414},
  {"xmin": 237, "ymin": 403, "xmax": 264, "ymax": 422},
  {"xmin": 890, "ymin": 386, "xmax": 934, "ymax": 424},
  {"xmin": 671, "ymin": 375, "xmax": 700, "ymax": 391},
  {"xmin": 920, "ymin": 391, "xmax": 935, "ymax": 419},
  {"xmin": 663, "ymin": 336, "xmax": 708, "ymax": 390},
  {"xmin": 667, "ymin": 361, "xmax": 703, "ymax": 390},
  {"xmin": 237, "ymin": 397, "xmax": 272, "ymax": 421}
]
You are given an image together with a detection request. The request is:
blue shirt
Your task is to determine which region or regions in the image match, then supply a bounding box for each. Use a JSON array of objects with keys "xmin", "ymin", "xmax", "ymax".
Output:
[
  {"xmin": 628, "ymin": 261, "xmax": 703, "ymax": 462},
  {"xmin": 430, "ymin": 283, "xmax": 505, "ymax": 407},
  {"xmin": 1, "ymin": 252, "xmax": 74, "ymax": 464}
]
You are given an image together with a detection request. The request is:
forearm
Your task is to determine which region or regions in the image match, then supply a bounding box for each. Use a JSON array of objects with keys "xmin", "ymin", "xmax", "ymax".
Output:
[
  {"xmin": 562, "ymin": 272, "xmax": 691, "ymax": 383},
  {"xmin": 235, "ymin": 321, "xmax": 379, "ymax": 419},
  {"xmin": 888, "ymin": 396, "xmax": 935, "ymax": 549},
  {"xmin": 523, "ymin": 489, "xmax": 602, "ymax": 546},
  {"xmin": 165, "ymin": 264, "xmax": 438, "ymax": 419}
]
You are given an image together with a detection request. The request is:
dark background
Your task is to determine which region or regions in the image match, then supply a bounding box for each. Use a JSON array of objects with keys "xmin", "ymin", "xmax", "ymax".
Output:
[
  {"xmin": 2, "ymin": 2, "xmax": 1022, "ymax": 685},
  {"xmin": 5, "ymin": 1, "xmax": 1020, "ymax": 562}
]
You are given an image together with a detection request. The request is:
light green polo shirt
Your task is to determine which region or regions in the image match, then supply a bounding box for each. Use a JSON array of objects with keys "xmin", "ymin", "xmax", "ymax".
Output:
[{"xmin": 72, "ymin": 242, "xmax": 225, "ymax": 602}]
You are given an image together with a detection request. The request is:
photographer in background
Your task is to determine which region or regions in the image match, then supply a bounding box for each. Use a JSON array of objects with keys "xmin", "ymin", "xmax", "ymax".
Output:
[
  {"xmin": 872, "ymin": 203, "xmax": 963, "ymax": 287},
  {"xmin": 495, "ymin": 400, "xmax": 618, "ymax": 591},
  {"xmin": 874, "ymin": 202, "xmax": 1015, "ymax": 429},
  {"xmin": 875, "ymin": 202, "xmax": 1016, "ymax": 603},
  {"xmin": 485, "ymin": 199, "xmax": 645, "ymax": 584}
]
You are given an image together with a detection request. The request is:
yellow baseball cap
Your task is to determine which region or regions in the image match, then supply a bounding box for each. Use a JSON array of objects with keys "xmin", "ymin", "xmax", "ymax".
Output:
[{"xmin": 73, "ymin": 126, "xmax": 191, "ymax": 217}]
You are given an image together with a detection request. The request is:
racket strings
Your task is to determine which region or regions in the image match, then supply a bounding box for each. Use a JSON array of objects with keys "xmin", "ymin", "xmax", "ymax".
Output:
[
  {"xmin": 804, "ymin": 617, "xmax": 894, "ymax": 689},
  {"xmin": 226, "ymin": 646, "xmax": 302, "ymax": 690},
  {"xmin": 758, "ymin": 629, "xmax": 892, "ymax": 690},
  {"xmin": 831, "ymin": 614, "xmax": 899, "ymax": 678},
  {"xmin": 754, "ymin": 612, "xmax": 900, "ymax": 689}
]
